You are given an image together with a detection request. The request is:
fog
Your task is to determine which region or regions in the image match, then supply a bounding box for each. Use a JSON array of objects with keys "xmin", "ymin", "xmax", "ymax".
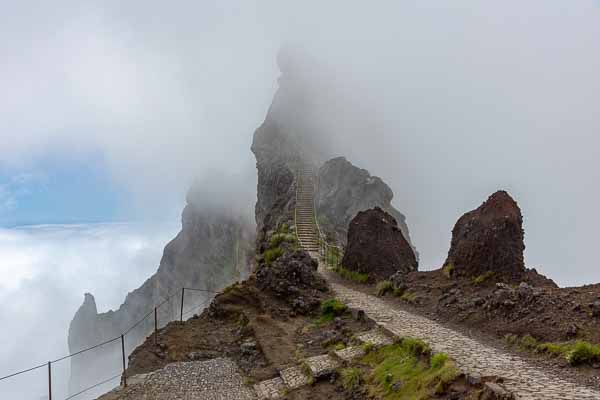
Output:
[
  {"xmin": 1, "ymin": 1, "xmax": 600, "ymax": 397},
  {"xmin": 0, "ymin": 223, "xmax": 178, "ymax": 398}
]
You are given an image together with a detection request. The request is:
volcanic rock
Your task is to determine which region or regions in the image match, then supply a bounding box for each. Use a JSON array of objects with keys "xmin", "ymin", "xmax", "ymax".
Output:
[
  {"xmin": 256, "ymin": 250, "xmax": 328, "ymax": 314},
  {"xmin": 317, "ymin": 157, "xmax": 415, "ymax": 254},
  {"xmin": 444, "ymin": 191, "xmax": 525, "ymax": 279},
  {"xmin": 341, "ymin": 207, "xmax": 418, "ymax": 281}
]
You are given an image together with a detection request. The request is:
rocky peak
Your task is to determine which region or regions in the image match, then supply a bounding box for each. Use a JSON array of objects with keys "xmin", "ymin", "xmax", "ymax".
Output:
[
  {"xmin": 444, "ymin": 190, "xmax": 525, "ymax": 278},
  {"xmin": 67, "ymin": 198, "xmax": 254, "ymax": 396}
]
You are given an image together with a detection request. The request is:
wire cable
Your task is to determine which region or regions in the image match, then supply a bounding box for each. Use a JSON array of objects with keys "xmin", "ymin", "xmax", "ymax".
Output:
[{"xmin": 64, "ymin": 373, "xmax": 122, "ymax": 400}]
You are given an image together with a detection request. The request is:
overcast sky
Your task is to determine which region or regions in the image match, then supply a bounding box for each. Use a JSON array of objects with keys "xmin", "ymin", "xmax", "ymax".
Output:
[
  {"xmin": 1, "ymin": 1, "xmax": 600, "ymax": 398},
  {"xmin": 2, "ymin": 1, "xmax": 600, "ymax": 383}
]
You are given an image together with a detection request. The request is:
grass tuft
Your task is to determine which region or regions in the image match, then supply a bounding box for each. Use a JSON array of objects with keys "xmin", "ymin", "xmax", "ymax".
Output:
[
  {"xmin": 340, "ymin": 368, "xmax": 362, "ymax": 391},
  {"xmin": 472, "ymin": 271, "xmax": 495, "ymax": 285},
  {"xmin": 264, "ymin": 247, "xmax": 284, "ymax": 266},
  {"xmin": 334, "ymin": 266, "xmax": 369, "ymax": 284},
  {"xmin": 317, "ymin": 298, "xmax": 348, "ymax": 325},
  {"xmin": 269, "ymin": 232, "xmax": 297, "ymax": 248},
  {"xmin": 442, "ymin": 263, "xmax": 455, "ymax": 278},
  {"xmin": 400, "ymin": 291, "xmax": 417, "ymax": 304},
  {"xmin": 377, "ymin": 280, "xmax": 394, "ymax": 297},
  {"xmin": 505, "ymin": 334, "xmax": 600, "ymax": 367}
]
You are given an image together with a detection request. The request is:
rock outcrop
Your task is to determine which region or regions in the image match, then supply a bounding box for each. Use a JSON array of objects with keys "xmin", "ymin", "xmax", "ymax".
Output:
[
  {"xmin": 68, "ymin": 187, "xmax": 255, "ymax": 396},
  {"xmin": 444, "ymin": 190, "xmax": 525, "ymax": 278},
  {"xmin": 341, "ymin": 207, "xmax": 418, "ymax": 281},
  {"xmin": 316, "ymin": 157, "xmax": 416, "ymax": 256}
]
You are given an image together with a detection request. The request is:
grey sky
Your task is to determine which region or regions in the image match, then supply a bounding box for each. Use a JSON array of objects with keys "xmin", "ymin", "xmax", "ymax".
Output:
[{"xmin": 1, "ymin": 1, "xmax": 600, "ymax": 287}]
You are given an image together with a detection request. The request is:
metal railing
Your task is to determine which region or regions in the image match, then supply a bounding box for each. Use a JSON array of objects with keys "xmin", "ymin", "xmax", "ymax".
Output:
[
  {"xmin": 295, "ymin": 165, "xmax": 343, "ymax": 269},
  {"xmin": 313, "ymin": 168, "xmax": 343, "ymax": 269},
  {"xmin": 0, "ymin": 286, "xmax": 220, "ymax": 400}
]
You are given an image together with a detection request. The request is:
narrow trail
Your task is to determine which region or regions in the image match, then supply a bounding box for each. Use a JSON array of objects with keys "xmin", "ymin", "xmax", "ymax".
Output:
[{"xmin": 295, "ymin": 165, "xmax": 600, "ymax": 400}]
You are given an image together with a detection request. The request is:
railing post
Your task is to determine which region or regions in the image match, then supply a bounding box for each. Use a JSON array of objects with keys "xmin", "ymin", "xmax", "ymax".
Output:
[
  {"xmin": 154, "ymin": 307, "xmax": 158, "ymax": 345},
  {"xmin": 47, "ymin": 361, "xmax": 52, "ymax": 400},
  {"xmin": 121, "ymin": 334, "xmax": 127, "ymax": 387},
  {"xmin": 180, "ymin": 288, "xmax": 185, "ymax": 322}
]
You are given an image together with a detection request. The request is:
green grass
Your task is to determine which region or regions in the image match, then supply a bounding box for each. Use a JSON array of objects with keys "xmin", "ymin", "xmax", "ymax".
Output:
[
  {"xmin": 400, "ymin": 291, "xmax": 417, "ymax": 303},
  {"xmin": 377, "ymin": 280, "xmax": 394, "ymax": 297},
  {"xmin": 505, "ymin": 334, "xmax": 600, "ymax": 366},
  {"xmin": 334, "ymin": 266, "xmax": 369, "ymax": 284},
  {"xmin": 264, "ymin": 247, "xmax": 284, "ymax": 266},
  {"xmin": 340, "ymin": 368, "xmax": 362, "ymax": 391},
  {"xmin": 442, "ymin": 263, "xmax": 455, "ymax": 278},
  {"xmin": 269, "ymin": 232, "xmax": 297, "ymax": 248},
  {"xmin": 360, "ymin": 340, "xmax": 458, "ymax": 399},
  {"xmin": 472, "ymin": 271, "xmax": 495, "ymax": 285},
  {"xmin": 566, "ymin": 342, "xmax": 600, "ymax": 366},
  {"xmin": 325, "ymin": 246, "xmax": 343, "ymax": 267},
  {"xmin": 317, "ymin": 298, "xmax": 348, "ymax": 325}
]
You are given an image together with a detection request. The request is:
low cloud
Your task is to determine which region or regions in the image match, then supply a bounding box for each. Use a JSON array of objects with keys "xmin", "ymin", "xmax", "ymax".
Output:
[{"xmin": 0, "ymin": 223, "xmax": 178, "ymax": 399}]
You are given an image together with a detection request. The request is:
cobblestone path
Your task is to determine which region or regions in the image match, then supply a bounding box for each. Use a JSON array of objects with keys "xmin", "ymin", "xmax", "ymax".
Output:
[
  {"xmin": 100, "ymin": 358, "xmax": 256, "ymax": 400},
  {"xmin": 329, "ymin": 279, "xmax": 600, "ymax": 400}
]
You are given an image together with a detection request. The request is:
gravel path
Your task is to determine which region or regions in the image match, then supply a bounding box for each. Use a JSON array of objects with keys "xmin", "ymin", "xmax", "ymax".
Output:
[
  {"xmin": 100, "ymin": 358, "xmax": 256, "ymax": 400},
  {"xmin": 328, "ymin": 278, "xmax": 600, "ymax": 400}
]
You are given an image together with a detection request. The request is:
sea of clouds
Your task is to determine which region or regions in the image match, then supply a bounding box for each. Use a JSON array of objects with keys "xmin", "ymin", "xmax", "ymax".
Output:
[{"xmin": 0, "ymin": 222, "xmax": 178, "ymax": 399}]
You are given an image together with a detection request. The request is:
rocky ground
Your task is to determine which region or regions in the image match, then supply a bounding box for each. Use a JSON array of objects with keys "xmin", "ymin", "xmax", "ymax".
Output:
[{"xmin": 334, "ymin": 269, "xmax": 600, "ymax": 389}]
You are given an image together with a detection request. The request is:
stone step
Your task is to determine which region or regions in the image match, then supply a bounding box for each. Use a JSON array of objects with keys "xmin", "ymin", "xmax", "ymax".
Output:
[
  {"xmin": 279, "ymin": 366, "xmax": 310, "ymax": 390},
  {"xmin": 356, "ymin": 330, "xmax": 394, "ymax": 347},
  {"xmin": 254, "ymin": 377, "xmax": 285, "ymax": 399},
  {"xmin": 333, "ymin": 346, "xmax": 366, "ymax": 363},
  {"xmin": 304, "ymin": 355, "xmax": 339, "ymax": 378}
]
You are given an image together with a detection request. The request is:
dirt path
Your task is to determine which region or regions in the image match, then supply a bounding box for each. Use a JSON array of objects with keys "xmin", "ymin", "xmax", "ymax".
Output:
[{"xmin": 324, "ymin": 270, "xmax": 600, "ymax": 400}]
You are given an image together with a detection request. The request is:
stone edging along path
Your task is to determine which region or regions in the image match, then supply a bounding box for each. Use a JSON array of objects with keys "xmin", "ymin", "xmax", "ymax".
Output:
[{"xmin": 326, "ymin": 274, "xmax": 600, "ymax": 400}]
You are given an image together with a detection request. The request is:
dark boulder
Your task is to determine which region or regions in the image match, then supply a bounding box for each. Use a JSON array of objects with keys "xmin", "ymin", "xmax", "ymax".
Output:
[
  {"xmin": 341, "ymin": 207, "xmax": 418, "ymax": 281},
  {"xmin": 256, "ymin": 250, "xmax": 328, "ymax": 314},
  {"xmin": 444, "ymin": 191, "xmax": 525, "ymax": 278}
]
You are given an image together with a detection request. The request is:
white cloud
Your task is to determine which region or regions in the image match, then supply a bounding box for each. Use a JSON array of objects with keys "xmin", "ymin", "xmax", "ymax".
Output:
[{"xmin": 0, "ymin": 223, "xmax": 178, "ymax": 399}]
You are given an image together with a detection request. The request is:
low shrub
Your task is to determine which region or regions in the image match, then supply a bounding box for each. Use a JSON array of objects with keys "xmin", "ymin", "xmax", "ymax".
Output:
[{"xmin": 566, "ymin": 341, "xmax": 600, "ymax": 366}]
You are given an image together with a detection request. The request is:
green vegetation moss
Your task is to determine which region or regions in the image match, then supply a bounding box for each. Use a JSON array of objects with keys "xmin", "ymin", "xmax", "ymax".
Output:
[
  {"xmin": 317, "ymin": 298, "xmax": 348, "ymax": 325},
  {"xmin": 334, "ymin": 266, "xmax": 369, "ymax": 283},
  {"xmin": 505, "ymin": 334, "xmax": 600, "ymax": 366},
  {"xmin": 360, "ymin": 340, "xmax": 458, "ymax": 399},
  {"xmin": 264, "ymin": 247, "xmax": 284, "ymax": 266},
  {"xmin": 472, "ymin": 271, "xmax": 495, "ymax": 285},
  {"xmin": 377, "ymin": 280, "xmax": 394, "ymax": 297},
  {"xmin": 340, "ymin": 368, "xmax": 362, "ymax": 391}
]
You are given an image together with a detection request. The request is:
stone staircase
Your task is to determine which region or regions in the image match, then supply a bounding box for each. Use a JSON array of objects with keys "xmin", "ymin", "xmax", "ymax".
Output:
[
  {"xmin": 295, "ymin": 167, "xmax": 319, "ymax": 253},
  {"xmin": 253, "ymin": 329, "xmax": 393, "ymax": 399}
]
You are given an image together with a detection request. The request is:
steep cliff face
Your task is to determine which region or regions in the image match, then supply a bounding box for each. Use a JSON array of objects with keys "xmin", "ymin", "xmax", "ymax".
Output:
[
  {"xmin": 316, "ymin": 157, "xmax": 416, "ymax": 256},
  {"xmin": 68, "ymin": 188, "xmax": 254, "ymax": 396}
]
